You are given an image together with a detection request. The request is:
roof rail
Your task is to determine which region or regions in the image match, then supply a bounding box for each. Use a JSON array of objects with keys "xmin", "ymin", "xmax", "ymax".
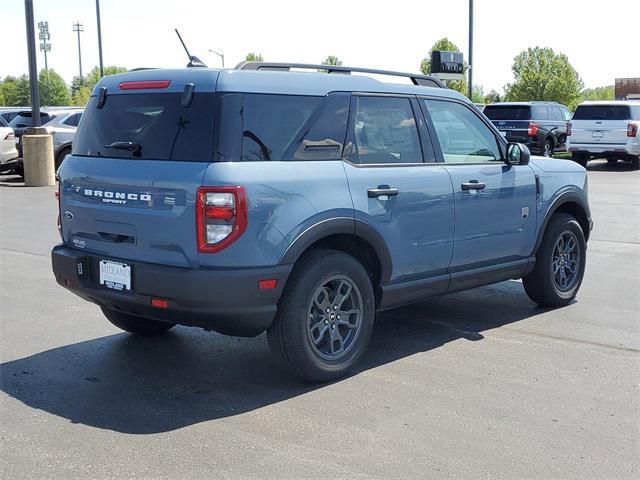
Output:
[{"xmin": 235, "ymin": 61, "xmax": 445, "ymax": 88}]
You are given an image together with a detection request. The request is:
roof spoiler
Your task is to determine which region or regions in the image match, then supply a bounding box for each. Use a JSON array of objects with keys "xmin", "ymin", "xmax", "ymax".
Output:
[{"xmin": 235, "ymin": 61, "xmax": 445, "ymax": 88}]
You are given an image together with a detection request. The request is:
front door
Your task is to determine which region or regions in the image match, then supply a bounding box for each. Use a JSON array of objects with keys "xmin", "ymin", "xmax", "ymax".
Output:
[{"xmin": 420, "ymin": 98, "xmax": 537, "ymax": 273}]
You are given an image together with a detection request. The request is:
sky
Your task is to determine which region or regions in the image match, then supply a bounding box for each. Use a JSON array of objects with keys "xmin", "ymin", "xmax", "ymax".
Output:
[{"xmin": 2, "ymin": 0, "xmax": 639, "ymax": 93}]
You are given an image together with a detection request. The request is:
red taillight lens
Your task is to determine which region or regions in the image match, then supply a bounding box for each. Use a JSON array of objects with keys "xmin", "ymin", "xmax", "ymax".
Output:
[
  {"xmin": 118, "ymin": 80, "xmax": 171, "ymax": 90},
  {"xmin": 528, "ymin": 122, "xmax": 539, "ymax": 137},
  {"xmin": 628, "ymin": 123, "xmax": 638, "ymax": 138},
  {"xmin": 566, "ymin": 122, "xmax": 572, "ymax": 136},
  {"xmin": 196, "ymin": 186, "xmax": 248, "ymax": 253}
]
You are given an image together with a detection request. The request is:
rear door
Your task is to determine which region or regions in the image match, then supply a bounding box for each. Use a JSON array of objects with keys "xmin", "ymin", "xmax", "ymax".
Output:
[
  {"xmin": 343, "ymin": 94, "xmax": 454, "ymax": 286},
  {"xmin": 60, "ymin": 75, "xmax": 219, "ymax": 268},
  {"xmin": 571, "ymin": 104, "xmax": 631, "ymax": 145}
]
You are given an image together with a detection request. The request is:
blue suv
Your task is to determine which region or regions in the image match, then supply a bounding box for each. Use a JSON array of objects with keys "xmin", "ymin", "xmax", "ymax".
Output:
[{"xmin": 52, "ymin": 62, "xmax": 592, "ymax": 381}]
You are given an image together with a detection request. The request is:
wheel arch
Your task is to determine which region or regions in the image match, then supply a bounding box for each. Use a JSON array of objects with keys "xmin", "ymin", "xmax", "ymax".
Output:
[{"xmin": 534, "ymin": 192, "xmax": 591, "ymax": 253}]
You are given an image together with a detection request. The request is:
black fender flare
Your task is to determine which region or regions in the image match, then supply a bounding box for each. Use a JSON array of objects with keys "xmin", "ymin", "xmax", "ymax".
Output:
[
  {"xmin": 279, "ymin": 217, "xmax": 393, "ymax": 283},
  {"xmin": 533, "ymin": 191, "xmax": 591, "ymax": 254}
]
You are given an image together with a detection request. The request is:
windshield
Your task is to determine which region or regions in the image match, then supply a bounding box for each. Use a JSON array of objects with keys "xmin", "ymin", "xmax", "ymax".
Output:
[
  {"xmin": 73, "ymin": 92, "xmax": 215, "ymax": 161},
  {"xmin": 573, "ymin": 105, "xmax": 631, "ymax": 120},
  {"xmin": 483, "ymin": 106, "xmax": 531, "ymax": 120}
]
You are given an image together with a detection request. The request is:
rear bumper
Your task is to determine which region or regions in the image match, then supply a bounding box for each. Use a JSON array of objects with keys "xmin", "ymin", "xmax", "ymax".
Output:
[
  {"xmin": 568, "ymin": 143, "xmax": 640, "ymax": 157},
  {"xmin": 51, "ymin": 245, "xmax": 292, "ymax": 337}
]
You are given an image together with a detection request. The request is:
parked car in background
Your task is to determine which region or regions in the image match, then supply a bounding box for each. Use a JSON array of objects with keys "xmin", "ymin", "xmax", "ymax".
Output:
[
  {"xmin": 483, "ymin": 101, "xmax": 572, "ymax": 157},
  {"xmin": 0, "ymin": 107, "xmax": 30, "ymax": 124},
  {"xmin": 43, "ymin": 109, "xmax": 83, "ymax": 169},
  {"xmin": 0, "ymin": 116, "xmax": 19, "ymax": 171},
  {"xmin": 9, "ymin": 109, "xmax": 59, "ymax": 156},
  {"xmin": 567, "ymin": 101, "xmax": 640, "ymax": 167}
]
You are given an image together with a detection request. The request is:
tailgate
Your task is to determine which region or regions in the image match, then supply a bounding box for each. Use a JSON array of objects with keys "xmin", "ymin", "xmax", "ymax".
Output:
[
  {"xmin": 571, "ymin": 104, "xmax": 631, "ymax": 145},
  {"xmin": 490, "ymin": 120, "xmax": 530, "ymax": 142}
]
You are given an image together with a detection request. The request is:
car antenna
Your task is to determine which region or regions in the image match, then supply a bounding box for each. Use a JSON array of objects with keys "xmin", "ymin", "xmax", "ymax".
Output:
[{"xmin": 174, "ymin": 28, "xmax": 207, "ymax": 68}]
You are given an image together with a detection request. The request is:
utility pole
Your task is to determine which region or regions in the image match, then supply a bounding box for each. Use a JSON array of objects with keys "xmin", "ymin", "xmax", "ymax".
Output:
[
  {"xmin": 38, "ymin": 21, "xmax": 51, "ymax": 71},
  {"xmin": 208, "ymin": 49, "xmax": 225, "ymax": 68},
  {"xmin": 24, "ymin": 0, "xmax": 40, "ymax": 124},
  {"xmin": 95, "ymin": 0, "xmax": 104, "ymax": 77},
  {"xmin": 73, "ymin": 21, "xmax": 84, "ymax": 78},
  {"xmin": 468, "ymin": 0, "xmax": 473, "ymax": 99}
]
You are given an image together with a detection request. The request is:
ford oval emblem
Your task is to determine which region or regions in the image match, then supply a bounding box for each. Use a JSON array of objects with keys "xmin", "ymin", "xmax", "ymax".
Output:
[{"xmin": 63, "ymin": 211, "xmax": 74, "ymax": 221}]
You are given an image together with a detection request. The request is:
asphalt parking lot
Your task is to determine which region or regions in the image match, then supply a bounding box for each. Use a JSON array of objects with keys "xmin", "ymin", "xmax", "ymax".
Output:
[{"xmin": 0, "ymin": 160, "xmax": 638, "ymax": 479}]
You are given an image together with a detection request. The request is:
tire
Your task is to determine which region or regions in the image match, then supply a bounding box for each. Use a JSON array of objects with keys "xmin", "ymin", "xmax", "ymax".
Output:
[
  {"xmin": 542, "ymin": 138, "xmax": 553, "ymax": 157},
  {"xmin": 267, "ymin": 249, "xmax": 376, "ymax": 382},
  {"xmin": 523, "ymin": 213, "xmax": 586, "ymax": 307},
  {"xmin": 571, "ymin": 153, "xmax": 587, "ymax": 167},
  {"xmin": 101, "ymin": 307, "xmax": 175, "ymax": 336},
  {"xmin": 55, "ymin": 146, "xmax": 71, "ymax": 170}
]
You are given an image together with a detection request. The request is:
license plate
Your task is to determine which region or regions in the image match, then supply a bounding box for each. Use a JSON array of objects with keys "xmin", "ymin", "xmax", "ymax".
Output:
[
  {"xmin": 592, "ymin": 131, "xmax": 604, "ymax": 138},
  {"xmin": 99, "ymin": 260, "xmax": 131, "ymax": 291}
]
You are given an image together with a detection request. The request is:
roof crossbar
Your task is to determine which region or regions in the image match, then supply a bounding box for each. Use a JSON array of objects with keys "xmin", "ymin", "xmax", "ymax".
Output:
[{"xmin": 235, "ymin": 61, "xmax": 445, "ymax": 88}]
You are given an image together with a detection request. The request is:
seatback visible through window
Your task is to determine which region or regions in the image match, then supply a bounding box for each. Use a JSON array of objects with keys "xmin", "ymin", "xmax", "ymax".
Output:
[
  {"xmin": 423, "ymin": 99, "xmax": 501, "ymax": 164},
  {"xmin": 348, "ymin": 96, "xmax": 423, "ymax": 164}
]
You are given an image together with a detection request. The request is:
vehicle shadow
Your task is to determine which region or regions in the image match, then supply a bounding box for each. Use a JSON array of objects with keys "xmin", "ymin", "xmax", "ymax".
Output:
[
  {"xmin": 587, "ymin": 159, "xmax": 639, "ymax": 171},
  {"xmin": 1, "ymin": 280, "xmax": 547, "ymax": 434}
]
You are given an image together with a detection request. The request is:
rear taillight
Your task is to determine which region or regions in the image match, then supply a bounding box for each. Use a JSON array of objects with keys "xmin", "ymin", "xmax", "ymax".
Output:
[
  {"xmin": 628, "ymin": 123, "xmax": 638, "ymax": 138},
  {"xmin": 566, "ymin": 122, "xmax": 572, "ymax": 136},
  {"xmin": 528, "ymin": 122, "xmax": 539, "ymax": 137},
  {"xmin": 196, "ymin": 186, "xmax": 247, "ymax": 253},
  {"xmin": 4, "ymin": 132, "xmax": 15, "ymax": 140}
]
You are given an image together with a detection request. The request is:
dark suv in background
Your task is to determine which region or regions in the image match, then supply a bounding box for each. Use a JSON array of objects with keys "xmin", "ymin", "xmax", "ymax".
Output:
[{"xmin": 484, "ymin": 101, "xmax": 572, "ymax": 157}]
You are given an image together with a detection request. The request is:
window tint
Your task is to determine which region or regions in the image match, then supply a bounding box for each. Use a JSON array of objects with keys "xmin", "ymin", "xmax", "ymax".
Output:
[
  {"xmin": 349, "ymin": 96, "xmax": 422, "ymax": 164},
  {"xmin": 9, "ymin": 112, "xmax": 52, "ymax": 127},
  {"xmin": 424, "ymin": 99, "xmax": 501, "ymax": 164},
  {"xmin": 241, "ymin": 94, "xmax": 321, "ymax": 161},
  {"xmin": 73, "ymin": 92, "xmax": 215, "ymax": 161},
  {"xmin": 0, "ymin": 116, "xmax": 8, "ymax": 127},
  {"xmin": 531, "ymin": 105, "xmax": 549, "ymax": 120},
  {"xmin": 63, "ymin": 112, "xmax": 82, "ymax": 127},
  {"xmin": 573, "ymin": 105, "xmax": 631, "ymax": 120},
  {"xmin": 483, "ymin": 106, "xmax": 530, "ymax": 120}
]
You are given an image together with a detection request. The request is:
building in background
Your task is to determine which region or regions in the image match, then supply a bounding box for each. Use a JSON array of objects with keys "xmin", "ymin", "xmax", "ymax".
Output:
[{"xmin": 615, "ymin": 78, "xmax": 640, "ymax": 100}]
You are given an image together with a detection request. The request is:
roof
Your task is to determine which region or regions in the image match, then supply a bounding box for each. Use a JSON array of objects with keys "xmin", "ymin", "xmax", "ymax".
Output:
[
  {"xmin": 93, "ymin": 67, "xmax": 468, "ymax": 102},
  {"xmin": 578, "ymin": 100, "xmax": 640, "ymax": 106},
  {"xmin": 486, "ymin": 101, "xmax": 561, "ymax": 107}
]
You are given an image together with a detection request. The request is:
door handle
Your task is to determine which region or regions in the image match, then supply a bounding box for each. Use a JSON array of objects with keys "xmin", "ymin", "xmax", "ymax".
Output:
[
  {"xmin": 461, "ymin": 181, "xmax": 486, "ymax": 191},
  {"xmin": 367, "ymin": 186, "xmax": 399, "ymax": 198}
]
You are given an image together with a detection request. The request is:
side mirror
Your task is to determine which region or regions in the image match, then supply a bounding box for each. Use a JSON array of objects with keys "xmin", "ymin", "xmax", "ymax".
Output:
[{"xmin": 506, "ymin": 142, "xmax": 530, "ymax": 166}]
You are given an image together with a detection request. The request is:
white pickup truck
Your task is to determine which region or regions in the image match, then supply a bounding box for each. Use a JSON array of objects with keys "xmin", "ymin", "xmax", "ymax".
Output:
[{"xmin": 567, "ymin": 101, "xmax": 640, "ymax": 167}]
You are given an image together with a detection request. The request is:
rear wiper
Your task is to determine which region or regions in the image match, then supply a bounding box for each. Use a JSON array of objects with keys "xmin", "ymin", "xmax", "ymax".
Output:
[{"xmin": 104, "ymin": 141, "xmax": 141, "ymax": 151}]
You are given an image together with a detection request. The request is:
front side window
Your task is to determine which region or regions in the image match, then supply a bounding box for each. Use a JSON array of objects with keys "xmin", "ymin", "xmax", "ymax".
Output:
[
  {"xmin": 349, "ymin": 96, "xmax": 422, "ymax": 164},
  {"xmin": 423, "ymin": 99, "xmax": 501, "ymax": 164}
]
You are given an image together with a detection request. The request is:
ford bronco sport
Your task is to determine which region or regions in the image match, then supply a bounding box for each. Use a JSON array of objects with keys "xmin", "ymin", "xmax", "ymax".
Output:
[{"xmin": 52, "ymin": 62, "xmax": 592, "ymax": 382}]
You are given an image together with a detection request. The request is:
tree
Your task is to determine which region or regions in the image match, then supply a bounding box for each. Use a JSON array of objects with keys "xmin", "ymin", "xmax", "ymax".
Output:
[
  {"xmin": 39, "ymin": 69, "xmax": 71, "ymax": 106},
  {"xmin": 471, "ymin": 85, "xmax": 485, "ymax": 104},
  {"xmin": 420, "ymin": 37, "xmax": 467, "ymax": 95},
  {"xmin": 0, "ymin": 76, "xmax": 19, "ymax": 106},
  {"xmin": 245, "ymin": 52, "xmax": 263, "ymax": 62},
  {"xmin": 322, "ymin": 56, "xmax": 342, "ymax": 66},
  {"xmin": 84, "ymin": 66, "xmax": 127, "ymax": 91},
  {"xmin": 13, "ymin": 75, "xmax": 31, "ymax": 106},
  {"xmin": 72, "ymin": 86, "xmax": 92, "ymax": 106},
  {"xmin": 484, "ymin": 89, "xmax": 502, "ymax": 104},
  {"xmin": 581, "ymin": 85, "xmax": 614, "ymax": 102},
  {"xmin": 504, "ymin": 47, "xmax": 583, "ymax": 109}
]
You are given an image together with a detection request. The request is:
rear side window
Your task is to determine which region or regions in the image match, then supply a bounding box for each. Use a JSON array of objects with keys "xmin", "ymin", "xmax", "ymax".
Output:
[
  {"xmin": 531, "ymin": 105, "xmax": 549, "ymax": 120},
  {"xmin": 241, "ymin": 94, "xmax": 321, "ymax": 161},
  {"xmin": 632, "ymin": 106, "xmax": 640, "ymax": 120},
  {"xmin": 573, "ymin": 105, "xmax": 631, "ymax": 120},
  {"xmin": 483, "ymin": 106, "xmax": 530, "ymax": 120},
  {"xmin": 73, "ymin": 93, "xmax": 215, "ymax": 161},
  {"xmin": 349, "ymin": 96, "xmax": 422, "ymax": 164},
  {"xmin": 63, "ymin": 112, "xmax": 82, "ymax": 127}
]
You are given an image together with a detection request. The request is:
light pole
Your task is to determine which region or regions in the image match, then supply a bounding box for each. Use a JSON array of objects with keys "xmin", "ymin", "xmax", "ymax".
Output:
[
  {"xmin": 95, "ymin": 0, "xmax": 104, "ymax": 77},
  {"xmin": 73, "ymin": 21, "xmax": 84, "ymax": 78},
  {"xmin": 208, "ymin": 49, "xmax": 225, "ymax": 68},
  {"xmin": 24, "ymin": 0, "xmax": 40, "ymax": 123},
  {"xmin": 468, "ymin": 0, "xmax": 473, "ymax": 99},
  {"xmin": 38, "ymin": 21, "xmax": 51, "ymax": 71}
]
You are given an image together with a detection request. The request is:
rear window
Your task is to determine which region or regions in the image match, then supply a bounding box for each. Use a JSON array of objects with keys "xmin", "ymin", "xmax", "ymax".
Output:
[
  {"xmin": 483, "ymin": 106, "xmax": 530, "ymax": 120},
  {"xmin": 9, "ymin": 112, "xmax": 53, "ymax": 128},
  {"xmin": 73, "ymin": 93, "xmax": 215, "ymax": 161},
  {"xmin": 573, "ymin": 105, "xmax": 631, "ymax": 120}
]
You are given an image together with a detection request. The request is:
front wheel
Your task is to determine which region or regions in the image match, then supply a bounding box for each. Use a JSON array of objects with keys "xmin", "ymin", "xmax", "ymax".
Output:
[
  {"xmin": 267, "ymin": 249, "xmax": 375, "ymax": 382},
  {"xmin": 101, "ymin": 307, "xmax": 175, "ymax": 336},
  {"xmin": 523, "ymin": 213, "xmax": 586, "ymax": 307}
]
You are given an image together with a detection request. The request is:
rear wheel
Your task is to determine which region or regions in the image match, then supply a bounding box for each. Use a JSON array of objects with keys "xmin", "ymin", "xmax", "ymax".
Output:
[
  {"xmin": 523, "ymin": 213, "xmax": 586, "ymax": 307},
  {"xmin": 101, "ymin": 307, "xmax": 175, "ymax": 336},
  {"xmin": 267, "ymin": 249, "xmax": 375, "ymax": 382},
  {"xmin": 571, "ymin": 153, "xmax": 587, "ymax": 167}
]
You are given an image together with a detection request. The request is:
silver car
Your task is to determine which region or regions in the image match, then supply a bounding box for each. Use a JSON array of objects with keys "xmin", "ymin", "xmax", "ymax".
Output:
[{"xmin": 44, "ymin": 109, "xmax": 83, "ymax": 169}]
